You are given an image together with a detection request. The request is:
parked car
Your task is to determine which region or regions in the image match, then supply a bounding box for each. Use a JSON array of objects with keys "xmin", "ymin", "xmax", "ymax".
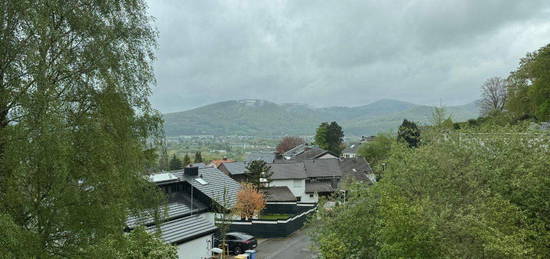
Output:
[{"xmin": 215, "ymin": 232, "xmax": 257, "ymax": 255}]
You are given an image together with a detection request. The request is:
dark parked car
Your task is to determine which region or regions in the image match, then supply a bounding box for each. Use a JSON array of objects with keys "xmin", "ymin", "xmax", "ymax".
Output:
[{"xmin": 215, "ymin": 232, "xmax": 257, "ymax": 255}]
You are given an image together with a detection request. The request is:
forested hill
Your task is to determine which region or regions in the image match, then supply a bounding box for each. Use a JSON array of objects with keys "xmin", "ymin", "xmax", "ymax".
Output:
[{"xmin": 163, "ymin": 99, "xmax": 479, "ymax": 136}]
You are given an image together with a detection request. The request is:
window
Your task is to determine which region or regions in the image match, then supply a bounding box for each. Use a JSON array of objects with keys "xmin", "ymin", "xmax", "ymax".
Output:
[
  {"xmin": 309, "ymin": 194, "xmax": 314, "ymax": 198},
  {"xmin": 296, "ymin": 196, "xmax": 301, "ymax": 202}
]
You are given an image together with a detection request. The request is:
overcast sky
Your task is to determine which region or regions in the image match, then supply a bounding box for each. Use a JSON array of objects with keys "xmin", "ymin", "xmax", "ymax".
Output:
[{"xmin": 147, "ymin": 0, "xmax": 550, "ymax": 113}]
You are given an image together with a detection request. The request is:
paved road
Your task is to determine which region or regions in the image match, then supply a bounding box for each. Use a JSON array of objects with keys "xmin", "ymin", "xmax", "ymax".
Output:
[{"xmin": 255, "ymin": 228, "xmax": 317, "ymax": 259}]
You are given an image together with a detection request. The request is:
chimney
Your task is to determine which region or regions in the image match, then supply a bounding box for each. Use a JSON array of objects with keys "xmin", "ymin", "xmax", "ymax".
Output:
[{"xmin": 184, "ymin": 166, "xmax": 199, "ymax": 177}]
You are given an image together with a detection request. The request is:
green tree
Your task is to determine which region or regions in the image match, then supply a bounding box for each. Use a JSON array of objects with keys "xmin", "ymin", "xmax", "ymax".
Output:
[
  {"xmin": 357, "ymin": 133, "xmax": 394, "ymax": 170},
  {"xmin": 87, "ymin": 226, "xmax": 177, "ymax": 258},
  {"xmin": 158, "ymin": 139, "xmax": 170, "ymax": 171},
  {"xmin": 245, "ymin": 160, "xmax": 273, "ymax": 189},
  {"xmin": 183, "ymin": 153, "xmax": 192, "ymax": 167},
  {"xmin": 169, "ymin": 154, "xmax": 183, "ymax": 170},
  {"xmin": 194, "ymin": 152, "xmax": 203, "ymax": 163},
  {"xmin": 507, "ymin": 43, "xmax": 550, "ymax": 121},
  {"xmin": 315, "ymin": 121, "xmax": 345, "ymax": 156},
  {"xmin": 310, "ymin": 125, "xmax": 550, "ymax": 258},
  {"xmin": 397, "ymin": 119, "xmax": 420, "ymax": 148},
  {"xmin": 0, "ymin": 0, "xmax": 167, "ymax": 257}
]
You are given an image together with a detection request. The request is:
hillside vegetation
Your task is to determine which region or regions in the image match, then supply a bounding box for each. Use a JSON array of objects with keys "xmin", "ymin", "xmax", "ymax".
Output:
[{"xmin": 163, "ymin": 99, "xmax": 479, "ymax": 136}]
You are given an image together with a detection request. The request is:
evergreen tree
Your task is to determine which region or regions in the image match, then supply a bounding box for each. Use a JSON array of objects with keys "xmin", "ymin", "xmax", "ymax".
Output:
[
  {"xmin": 315, "ymin": 121, "xmax": 345, "ymax": 155},
  {"xmin": 0, "ymin": 0, "xmax": 169, "ymax": 257},
  {"xmin": 397, "ymin": 119, "xmax": 420, "ymax": 148},
  {"xmin": 194, "ymin": 152, "xmax": 203, "ymax": 163},
  {"xmin": 169, "ymin": 154, "xmax": 183, "ymax": 170},
  {"xmin": 246, "ymin": 160, "xmax": 273, "ymax": 189},
  {"xmin": 183, "ymin": 153, "xmax": 192, "ymax": 167}
]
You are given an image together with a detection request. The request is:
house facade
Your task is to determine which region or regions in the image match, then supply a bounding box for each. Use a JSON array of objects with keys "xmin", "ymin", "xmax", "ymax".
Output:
[
  {"xmin": 267, "ymin": 157, "xmax": 374, "ymax": 204},
  {"xmin": 130, "ymin": 167, "xmax": 242, "ymax": 259}
]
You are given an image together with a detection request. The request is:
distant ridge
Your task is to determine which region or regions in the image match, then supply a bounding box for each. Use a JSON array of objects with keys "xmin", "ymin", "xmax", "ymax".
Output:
[{"xmin": 163, "ymin": 99, "xmax": 479, "ymax": 136}]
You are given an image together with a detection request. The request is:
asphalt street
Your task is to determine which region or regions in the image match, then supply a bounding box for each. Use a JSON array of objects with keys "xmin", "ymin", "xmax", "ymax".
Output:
[{"xmin": 255, "ymin": 228, "xmax": 317, "ymax": 259}]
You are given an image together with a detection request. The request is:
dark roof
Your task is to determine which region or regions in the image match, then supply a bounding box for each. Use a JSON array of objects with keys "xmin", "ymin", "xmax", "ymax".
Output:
[
  {"xmin": 189, "ymin": 162, "xmax": 207, "ymax": 169},
  {"xmin": 245, "ymin": 152, "xmax": 276, "ymax": 164},
  {"xmin": 269, "ymin": 162, "xmax": 307, "ymax": 180},
  {"xmin": 338, "ymin": 157, "xmax": 373, "ymax": 182},
  {"xmin": 305, "ymin": 182, "xmax": 335, "ymax": 193},
  {"xmin": 148, "ymin": 214, "xmax": 217, "ymax": 244},
  {"xmin": 174, "ymin": 168, "xmax": 241, "ymax": 209},
  {"xmin": 221, "ymin": 162, "xmax": 247, "ymax": 175},
  {"xmin": 264, "ymin": 186, "xmax": 296, "ymax": 202},
  {"xmin": 293, "ymin": 147, "xmax": 335, "ymax": 161},
  {"xmin": 282, "ymin": 144, "xmax": 309, "ymax": 158},
  {"xmin": 303, "ymin": 159, "xmax": 342, "ymax": 178},
  {"xmin": 127, "ymin": 194, "xmax": 207, "ymax": 228}
]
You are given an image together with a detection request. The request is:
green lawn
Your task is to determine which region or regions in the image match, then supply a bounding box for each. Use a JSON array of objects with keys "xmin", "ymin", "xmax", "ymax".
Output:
[{"xmin": 259, "ymin": 213, "xmax": 293, "ymax": 220}]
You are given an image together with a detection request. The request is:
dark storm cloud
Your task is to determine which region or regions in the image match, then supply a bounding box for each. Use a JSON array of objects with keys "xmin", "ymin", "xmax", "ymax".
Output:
[{"xmin": 147, "ymin": 0, "xmax": 550, "ymax": 113}]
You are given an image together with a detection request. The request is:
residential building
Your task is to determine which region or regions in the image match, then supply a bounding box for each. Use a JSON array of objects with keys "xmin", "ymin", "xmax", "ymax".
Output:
[
  {"xmin": 267, "ymin": 157, "xmax": 374, "ymax": 203},
  {"xmin": 280, "ymin": 144, "xmax": 337, "ymax": 161},
  {"xmin": 209, "ymin": 158, "xmax": 235, "ymax": 168},
  {"xmin": 218, "ymin": 161, "xmax": 248, "ymax": 182},
  {"xmin": 268, "ymin": 162, "xmax": 308, "ymax": 202},
  {"xmin": 129, "ymin": 167, "xmax": 242, "ymax": 259},
  {"xmin": 245, "ymin": 152, "xmax": 276, "ymax": 164},
  {"xmin": 341, "ymin": 143, "xmax": 360, "ymax": 158}
]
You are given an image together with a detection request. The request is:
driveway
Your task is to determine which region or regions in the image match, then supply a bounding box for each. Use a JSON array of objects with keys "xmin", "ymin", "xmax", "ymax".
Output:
[{"xmin": 255, "ymin": 228, "xmax": 318, "ymax": 259}]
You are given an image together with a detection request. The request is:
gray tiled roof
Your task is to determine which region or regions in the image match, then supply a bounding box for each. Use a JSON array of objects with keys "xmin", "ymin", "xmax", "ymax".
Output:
[
  {"xmin": 189, "ymin": 162, "xmax": 207, "ymax": 169},
  {"xmin": 269, "ymin": 162, "xmax": 307, "ymax": 180},
  {"xmin": 245, "ymin": 152, "xmax": 276, "ymax": 164},
  {"xmin": 148, "ymin": 214, "xmax": 217, "ymax": 244},
  {"xmin": 282, "ymin": 144, "xmax": 309, "ymax": 158},
  {"xmin": 174, "ymin": 168, "xmax": 241, "ymax": 209},
  {"xmin": 264, "ymin": 186, "xmax": 296, "ymax": 202},
  {"xmin": 305, "ymin": 182, "xmax": 335, "ymax": 193},
  {"xmin": 338, "ymin": 157, "xmax": 373, "ymax": 182},
  {"xmin": 293, "ymin": 147, "xmax": 333, "ymax": 161},
  {"xmin": 303, "ymin": 159, "xmax": 342, "ymax": 178},
  {"xmin": 126, "ymin": 195, "xmax": 206, "ymax": 228},
  {"xmin": 221, "ymin": 162, "xmax": 247, "ymax": 175}
]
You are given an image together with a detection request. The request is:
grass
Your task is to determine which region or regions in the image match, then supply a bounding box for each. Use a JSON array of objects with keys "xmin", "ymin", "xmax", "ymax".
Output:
[{"xmin": 258, "ymin": 213, "xmax": 293, "ymax": 220}]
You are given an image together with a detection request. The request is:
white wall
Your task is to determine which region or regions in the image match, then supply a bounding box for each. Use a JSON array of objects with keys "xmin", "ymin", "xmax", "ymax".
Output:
[
  {"xmin": 301, "ymin": 192, "xmax": 319, "ymax": 203},
  {"xmin": 318, "ymin": 153, "xmax": 338, "ymax": 159},
  {"xmin": 342, "ymin": 152, "xmax": 356, "ymax": 158},
  {"xmin": 176, "ymin": 234, "xmax": 213, "ymax": 259},
  {"xmin": 201, "ymin": 212, "xmax": 215, "ymax": 225}
]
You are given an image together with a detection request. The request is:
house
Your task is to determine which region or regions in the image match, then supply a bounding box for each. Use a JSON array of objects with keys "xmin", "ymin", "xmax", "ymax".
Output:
[
  {"xmin": 267, "ymin": 157, "xmax": 374, "ymax": 204},
  {"xmin": 129, "ymin": 167, "xmax": 242, "ymax": 259},
  {"xmin": 338, "ymin": 157, "xmax": 376, "ymax": 187},
  {"xmin": 172, "ymin": 167, "xmax": 241, "ymax": 211},
  {"xmin": 264, "ymin": 186, "xmax": 296, "ymax": 202},
  {"xmin": 303, "ymin": 159, "xmax": 342, "ymax": 202},
  {"xmin": 218, "ymin": 161, "xmax": 248, "ymax": 182},
  {"xmin": 280, "ymin": 144, "xmax": 337, "ymax": 161},
  {"xmin": 188, "ymin": 162, "xmax": 208, "ymax": 169},
  {"xmin": 268, "ymin": 162, "xmax": 308, "ymax": 202},
  {"xmin": 341, "ymin": 143, "xmax": 360, "ymax": 158},
  {"xmin": 209, "ymin": 158, "xmax": 235, "ymax": 168},
  {"xmin": 245, "ymin": 152, "xmax": 276, "ymax": 164},
  {"xmin": 127, "ymin": 171, "xmax": 219, "ymax": 259}
]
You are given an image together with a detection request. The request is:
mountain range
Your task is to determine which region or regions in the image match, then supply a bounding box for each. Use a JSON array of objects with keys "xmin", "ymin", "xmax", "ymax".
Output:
[{"xmin": 163, "ymin": 99, "xmax": 480, "ymax": 137}]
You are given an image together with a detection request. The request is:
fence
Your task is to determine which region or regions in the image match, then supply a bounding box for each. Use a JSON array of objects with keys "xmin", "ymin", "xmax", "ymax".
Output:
[{"xmin": 219, "ymin": 204, "xmax": 316, "ymax": 238}]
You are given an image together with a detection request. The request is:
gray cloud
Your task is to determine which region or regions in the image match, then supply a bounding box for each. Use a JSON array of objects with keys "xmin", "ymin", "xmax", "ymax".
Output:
[{"xmin": 147, "ymin": 0, "xmax": 550, "ymax": 113}]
